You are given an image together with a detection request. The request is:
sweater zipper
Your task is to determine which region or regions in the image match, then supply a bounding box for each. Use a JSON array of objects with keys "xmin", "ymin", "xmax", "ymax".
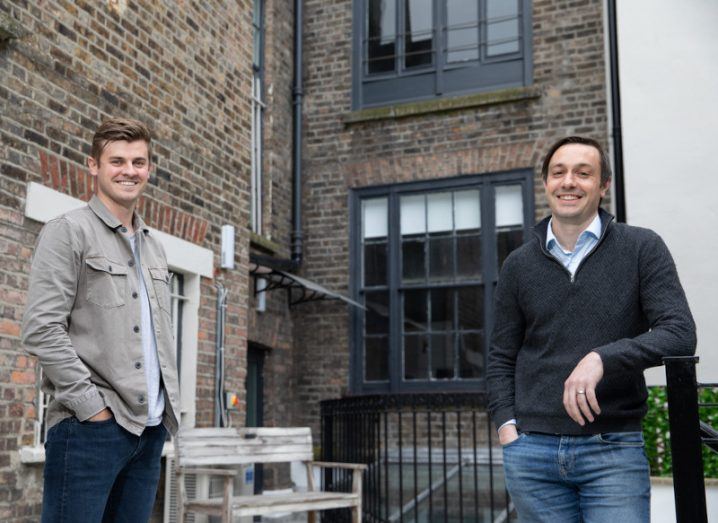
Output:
[{"xmin": 535, "ymin": 216, "xmax": 614, "ymax": 284}]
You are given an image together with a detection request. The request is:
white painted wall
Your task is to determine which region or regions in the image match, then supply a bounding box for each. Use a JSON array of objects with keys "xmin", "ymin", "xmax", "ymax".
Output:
[{"xmin": 616, "ymin": 0, "xmax": 718, "ymax": 383}]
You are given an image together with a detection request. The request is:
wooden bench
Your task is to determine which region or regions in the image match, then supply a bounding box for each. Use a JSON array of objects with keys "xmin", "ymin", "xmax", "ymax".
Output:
[{"xmin": 174, "ymin": 426, "xmax": 367, "ymax": 523}]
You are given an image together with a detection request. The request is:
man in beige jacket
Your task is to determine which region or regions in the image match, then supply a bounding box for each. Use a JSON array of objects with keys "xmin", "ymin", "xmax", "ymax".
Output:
[{"xmin": 22, "ymin": 117, "xmax": 180, "ymax": 522}]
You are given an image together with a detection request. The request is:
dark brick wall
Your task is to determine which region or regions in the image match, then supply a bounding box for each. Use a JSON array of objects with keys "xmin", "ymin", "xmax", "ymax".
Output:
[
  {"xmin": 293, "ymin": 0, "xmax": 610, "ymax": 434},
  {"xmin": 0, "ymin": 0, "xmax": 297, "ymax": 520}
]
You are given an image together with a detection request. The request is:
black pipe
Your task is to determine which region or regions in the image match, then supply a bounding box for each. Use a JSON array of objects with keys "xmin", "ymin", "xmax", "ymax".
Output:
[
  {"xmin": 607, "ymin": 0, "xmax": 626, "ymax": 223},
  {"xmin": 291, "ymin": 0, "xmax": 304, "ymax": 266}
]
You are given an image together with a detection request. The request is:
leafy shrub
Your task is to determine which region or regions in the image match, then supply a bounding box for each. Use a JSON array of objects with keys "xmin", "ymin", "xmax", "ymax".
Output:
[{"xmin": 642, "ymin": 386, "xmax": 718, "ymax": 478}]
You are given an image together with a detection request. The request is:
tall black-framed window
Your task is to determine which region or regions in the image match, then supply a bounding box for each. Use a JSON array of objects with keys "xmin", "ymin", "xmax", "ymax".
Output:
[
  {"xmin": 352, "ymin": 0, "xmax": 533, "ymax": 108},
  {"xmin": 251, "ymin": 0, "xmax": 266, "ymax": 234},
  {"xmin": 350, "ymin": 170, "xmax": 533, "ymax": 393}
]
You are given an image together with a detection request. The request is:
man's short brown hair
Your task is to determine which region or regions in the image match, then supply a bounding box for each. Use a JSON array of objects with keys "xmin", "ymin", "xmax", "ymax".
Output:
[
  {"xmin": 541, "ymin": 136, "xmax": 612, "ymax": 185},
  {"xmin": 91, "ymin": 117, "xmax": 152, "ymax": 163}
]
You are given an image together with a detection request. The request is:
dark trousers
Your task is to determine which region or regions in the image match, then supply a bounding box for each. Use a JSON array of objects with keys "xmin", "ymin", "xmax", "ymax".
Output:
[{"xmin": 42, "ymin": 417, "xmax": 166, "ymax": 523}]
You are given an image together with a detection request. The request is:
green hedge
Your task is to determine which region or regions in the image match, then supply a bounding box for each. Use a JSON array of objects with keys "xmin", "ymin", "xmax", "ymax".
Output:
[{"xmin": 642, "ymin": 386, "xmax": 718, "ymax": 478}]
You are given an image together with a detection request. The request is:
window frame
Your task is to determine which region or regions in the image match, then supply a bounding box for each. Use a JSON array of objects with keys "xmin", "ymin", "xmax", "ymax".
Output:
[
  {"xmin": 251, "ymin": 0, "xmax": 266, "ymax": 234},
  {"xmin": 351, "ymin": 0, "xmax": 533, "ymax": 109},
  {"xmin": 349, "ymin": 169, "xmax": 534, "ymax": 394}
]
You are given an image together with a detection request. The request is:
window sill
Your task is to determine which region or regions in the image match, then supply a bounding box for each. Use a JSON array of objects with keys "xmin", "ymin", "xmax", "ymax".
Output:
[
  {"xmin": 344, "ymin": 86, "xmax": 541, "ymax": 124},
  {"xmin": 250, "ymin": 232, "xmax": 281, "ymax": 255},
  {"xmin": 20, "ymin": 446, "xmax": 45, "ymax": 464}
]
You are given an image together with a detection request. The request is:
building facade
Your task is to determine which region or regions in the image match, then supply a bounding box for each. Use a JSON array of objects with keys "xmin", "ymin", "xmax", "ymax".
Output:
[
  {"xmin": 294, "ymin": 0, "xmax": 610, "ymax": 429},
  {"xmin": 0, "ymin": 0, "xmax": 299, "ymax": 520},
  {"xmin": 5, "ymin": 0, "xmax": 698, "ymax": 520}
]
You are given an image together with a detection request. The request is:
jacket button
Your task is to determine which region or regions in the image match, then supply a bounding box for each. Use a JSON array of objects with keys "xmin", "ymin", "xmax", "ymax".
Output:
[
  {"xmin": 138, "ymin": 395, "xmax": 145, "ymax": 404},
  {"xmin": 128, "ymin": 259, "xmax": 135, "ymax": 267},
  {"xmin": 134, "ymin": 362, "xmax": 142, "ymax": 369},
  {"xmin": 120, "ymin": 227, "xmax": 128, "ymax": 233},
  {"xmin": 133, "ymin": 325, "xmax": 140, "ymax": 333},
  {"xmin": 108, "ymin": 265, "xmax": 113, "ymax": 272},
  {"xmin": 132, "ymin": 292, "xmax": 138, "ymax": 299}
]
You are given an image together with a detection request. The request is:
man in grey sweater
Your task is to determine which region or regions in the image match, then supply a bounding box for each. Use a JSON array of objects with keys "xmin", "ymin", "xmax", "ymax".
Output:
[{"xmin": 487, "ymin": 136, "xmax": 696, "ymax": 522}]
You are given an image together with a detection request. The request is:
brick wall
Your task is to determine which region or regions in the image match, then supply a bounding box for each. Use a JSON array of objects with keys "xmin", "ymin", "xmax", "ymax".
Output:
[
  {"xmin": 293, "ymin": 0, "xmax": 611, "ymax": 434},
  {"xmin": 0, "ymin": 0, "xmax": 297, "ymax": 520}
]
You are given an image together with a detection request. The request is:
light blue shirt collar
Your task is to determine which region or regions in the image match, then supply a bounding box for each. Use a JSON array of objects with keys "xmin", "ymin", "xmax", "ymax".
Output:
[{"xmin": 546, "ymin": 213, "xmax": 602, "ymax": 254}]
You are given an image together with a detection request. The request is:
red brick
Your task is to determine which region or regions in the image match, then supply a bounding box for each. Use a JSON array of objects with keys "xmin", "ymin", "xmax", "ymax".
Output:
[{"xmin": 0, "ymin": 320, "xmax": 20, "ymax": 338}]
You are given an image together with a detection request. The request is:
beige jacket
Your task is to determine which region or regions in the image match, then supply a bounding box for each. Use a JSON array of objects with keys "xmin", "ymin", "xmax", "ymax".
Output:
[{"xmin": 22, "ymin": 195, "xmax": 179, "ymax": 435}]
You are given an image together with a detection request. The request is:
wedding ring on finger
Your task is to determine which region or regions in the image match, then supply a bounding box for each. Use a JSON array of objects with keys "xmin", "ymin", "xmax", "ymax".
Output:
[{"xmin": 577, "ymin": 390, "xmax": 586, "ymax": 395}]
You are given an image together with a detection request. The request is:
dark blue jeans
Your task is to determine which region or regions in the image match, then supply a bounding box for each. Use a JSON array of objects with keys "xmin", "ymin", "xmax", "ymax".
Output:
[
  {"xmin": 42, "ymin": 417, "xmax": 166, "ymax": 523},
  {"xmin": 502, "ymin": 431, "xmax": 650, "ymax": 522}
]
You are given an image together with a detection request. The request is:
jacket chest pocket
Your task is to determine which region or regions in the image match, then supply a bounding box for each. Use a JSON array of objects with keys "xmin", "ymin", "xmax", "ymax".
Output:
[
  {"xmin": 85, "ymin": 257, "xmax": 127, "ymax": 308},
  {"xmin": 149, "ymin": 267, "xmax": 171, "ymax": 315}
]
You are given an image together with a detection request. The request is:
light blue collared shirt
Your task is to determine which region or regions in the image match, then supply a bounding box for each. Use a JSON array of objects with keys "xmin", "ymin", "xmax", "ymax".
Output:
[{"xmin": 546, "ymin": 213, "xmax": 602, "ymax": 276}]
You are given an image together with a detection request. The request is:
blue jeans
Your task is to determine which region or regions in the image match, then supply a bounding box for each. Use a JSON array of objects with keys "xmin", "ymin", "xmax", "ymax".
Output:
[
  {"xmin": 502, "ymin": 431, "xmax": 650, "ymax": 523},
  {"xmin": 42, "ymin": 417, "xmax": 167, "ymax": 523}
]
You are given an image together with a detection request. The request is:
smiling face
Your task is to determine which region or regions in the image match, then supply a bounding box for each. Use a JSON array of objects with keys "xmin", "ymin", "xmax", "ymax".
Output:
[
  {"xmin": 544, "ymin": 143, "xmax": 610, "ymax": 227},
  {"xmin": 87, "ymin": 140, "xmax": 151, "ymax": 217}
]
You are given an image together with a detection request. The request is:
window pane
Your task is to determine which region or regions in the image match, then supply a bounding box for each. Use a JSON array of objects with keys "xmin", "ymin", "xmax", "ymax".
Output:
[
  {"xmin": 495, "ymin": 185, "xmax": 523, "ymax": 227},
  {"xmin": 404, "ymin": 0, "xmax": 433, "ymax": 69},
  {"xmin": 459, "ymin": 332, "xmax": 484, "ymax": 378},
  {"xmin": 431, "ymin": 333, "xmax": 454, "ymax": 379},
  {"xmin": 430, "ymin": 288, "xmax": 453, "ymax": 331},
  {"xmin": 401, "ymin": 194, "xmax": 426, "ymax": 235},
  {"xmin": 427, "ymin": 192, "xmax": 452, "ymax": 233},
  {"xmin": 363, "ymin": 197, "xmax": 388, "ymax": 238},
  {"xmin": 364, "ymin": 241, "xmax": 387, "ymax": 286},
  {"xmin": 402, "ymin": 236, "xmax": 426, "ymax": 282},
  {"xmin": 458, "ymin": 286, "xmax": 483, "ymax": 330},
  {"xmin": 486, "ymin": 0, "xmax": 520, "ymax": 56},
  {"xmin": 366, "ymin": 291, "xmax": 389, "ymax": 334},
  {"xmin": 447, "ymin": 0, "xmax": 478, "ymax": 63},
  {"xmin": 429, "ymin": 235, "xmax": 453, "ymax": 280},
  {"xmin": 404, "ymin": 289, "xmax": 428, "ymax": 332},
  {"xmin": 456, "ymin": 233, "xmax": 481, "ymax": 277},
  {"xmin": 404, "ymin": 334, "xmax": 428, "ymax": 380},
  {"xmin": 497, "ymin": 227, "xmax": 523, "ymax": 268},
  {"xmin": 454, "ymin": 189, "xmax": 480, "ymax": 230},
  {"xmin": 366, "ymin": 336, "xmax": 390, "ymax": 381},
  {"xmin": 368, "ymin": 0, "xmax": 396, "ymax": 74}
]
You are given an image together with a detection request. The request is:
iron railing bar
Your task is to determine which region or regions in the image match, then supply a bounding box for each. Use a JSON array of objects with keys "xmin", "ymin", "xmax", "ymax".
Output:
[
  {"xmin": 473, "ymin": 410, "xmax": 479, "ymax": 523},
  {"xmin": 427, "ymin": 410, "xmax": 433, "ymax": 521},
  {"xmin": 412, "ymin": 403, "xmax": 418, "ymax": 523},
  {"xmin": 457, "ymin": 410, "xmax": 464, "ymax": 522},
  {"xmin": 398, "ymin": 410, "xmax": 404, "ymax": 523},
  {"xmin": 488, "ymin": 412, "xmax": 496, "ymax": 521},
  {"xmin": 442, "ymin": 410, "xmax": 448, "ymax": 522},
  {"xmin": 384, "ymin": 410, "xmax": 389, "ymax": 523}
]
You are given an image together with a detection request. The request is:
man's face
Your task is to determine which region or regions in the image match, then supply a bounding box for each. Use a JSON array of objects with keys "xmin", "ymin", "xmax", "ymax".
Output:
[
  {"xmin": 88, "ymin": 140, "xmax": 151, "ymax": 212},
  {"xmin": 543, "ymin": 143, "xmax": 609, "ymax": 226}
]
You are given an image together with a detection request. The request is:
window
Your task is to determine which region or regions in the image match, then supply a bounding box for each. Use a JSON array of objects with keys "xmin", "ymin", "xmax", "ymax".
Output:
[
  {"xmin": 350, "ymin": 171, "xmax": 532, "ymax": 393},
  {"xmin": 251, "ymin": 0, "xmax": 266, "ymax": 234},
  {"xmin": 353, "ymin": 0, "xmax": 532, "ymax": 108}
]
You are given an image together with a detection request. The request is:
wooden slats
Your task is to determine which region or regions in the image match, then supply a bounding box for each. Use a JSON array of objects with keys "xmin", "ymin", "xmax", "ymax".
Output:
[
  {"xmin": 176, "ymin": 427, "xmax": 313, "ymax": 466},
  {"xmin": 174, "ymin": 427, "xmax": 364, "ymax": 522}
]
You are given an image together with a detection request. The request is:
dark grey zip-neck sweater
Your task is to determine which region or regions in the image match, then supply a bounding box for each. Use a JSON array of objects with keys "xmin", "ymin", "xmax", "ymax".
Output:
[{"xmin": 487, "ymin": 209, "xmax": 696, "ymax": 435}]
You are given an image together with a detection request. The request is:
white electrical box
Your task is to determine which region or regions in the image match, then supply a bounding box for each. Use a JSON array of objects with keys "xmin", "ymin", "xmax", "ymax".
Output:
[{"xmin": 220, "ymin": 225, "xmax": 235, "ymax": 269}]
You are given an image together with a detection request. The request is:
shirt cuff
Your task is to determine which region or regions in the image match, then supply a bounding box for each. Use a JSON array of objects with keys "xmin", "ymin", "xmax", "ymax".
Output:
[{"xmin": 498, "ymin": 419, "xmax": 517, "ymax": 431}]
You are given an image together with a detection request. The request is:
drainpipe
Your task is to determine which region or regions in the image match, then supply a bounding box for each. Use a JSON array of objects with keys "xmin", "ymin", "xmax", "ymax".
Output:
[
  {"xmin": 291, "ymin": 0, "xmax": 304, "ymax": 267},
  {"xmin": 214, "ymin": 283, "xmax": 229, "ymax": 427},
  {"xmin": 607, "ymin": 0, "xmax": 626, "ymax": 223}
]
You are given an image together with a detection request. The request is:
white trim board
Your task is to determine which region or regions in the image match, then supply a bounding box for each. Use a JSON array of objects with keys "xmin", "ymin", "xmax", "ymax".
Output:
[{"xmin": 24, "ymin": 182, "xmax": 214, "ymax": 278}]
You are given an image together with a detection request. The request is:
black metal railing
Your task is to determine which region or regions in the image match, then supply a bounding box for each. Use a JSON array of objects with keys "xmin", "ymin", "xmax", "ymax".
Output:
[
  {"xmin": 319, "ymin": 393, "xmax": 513, "ymax": 523},
  {"xmin": 664, "ymin": 355, "xmax": 718, "ymax": 523}
]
